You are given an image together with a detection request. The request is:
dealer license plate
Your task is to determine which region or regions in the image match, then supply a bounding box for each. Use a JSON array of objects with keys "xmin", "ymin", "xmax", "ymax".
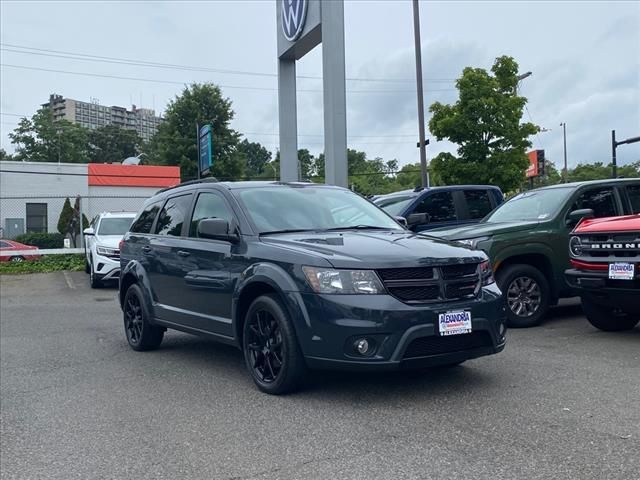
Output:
[
  {"xmin": 438, "ymin": 311, "xmax": 472, "ymax": 336},
  {"xmin": 608, "ymin": 262, "xmax": 635, "ymax": 280}
]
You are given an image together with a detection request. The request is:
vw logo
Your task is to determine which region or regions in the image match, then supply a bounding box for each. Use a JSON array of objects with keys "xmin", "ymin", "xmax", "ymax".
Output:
[{"xmin": 281, "ymin": 0, "xmax": 308, "ymax": 42}]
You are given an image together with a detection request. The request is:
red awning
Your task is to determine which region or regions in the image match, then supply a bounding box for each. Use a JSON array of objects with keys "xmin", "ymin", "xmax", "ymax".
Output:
[{"xmin": 88, "ymin": 164, "xmax": 180, "ymax": 187}]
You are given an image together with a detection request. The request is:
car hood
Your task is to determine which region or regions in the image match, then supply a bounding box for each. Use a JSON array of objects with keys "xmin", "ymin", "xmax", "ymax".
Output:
[
  {"xmin": 259, "ymin": 230, "xmax": 486, "ymax": 269},
  {"xmin": 426, "ymin": 221, "xmax": 540, "ymax": 241},
  {"xmin": 95, "ymin": 235, "xmax": 124, "ymax": 248}
]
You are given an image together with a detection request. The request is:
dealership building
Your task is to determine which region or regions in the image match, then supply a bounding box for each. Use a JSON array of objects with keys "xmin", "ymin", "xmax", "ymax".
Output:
[{"xmin": 0, "ymin": 161, "xmax": 180, "ymax": 238}]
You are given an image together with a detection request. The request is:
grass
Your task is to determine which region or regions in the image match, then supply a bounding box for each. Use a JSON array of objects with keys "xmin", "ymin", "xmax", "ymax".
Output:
[{"xmin": 0, "ymin": 254, "xmax": 86, "ymax": 275}]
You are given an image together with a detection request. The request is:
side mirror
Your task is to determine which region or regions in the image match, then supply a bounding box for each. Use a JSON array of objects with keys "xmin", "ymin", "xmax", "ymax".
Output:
[
  {"xmin": 197, "ymin": 218, "xmax": 238, "ymax": 243},
  {"xmin": 406, "ymin": 213, "xmax": 430, "ymax": 226},
  {"xmin": 566, "ymin": 208, "xmax": 594, "ymax": 227},
  {"xmin": 83, "ymin": 227, "xmax": 95, "ymax": 236},
  {"xmin": 394, "ymin": 216, "xmax": 408, "ymax": 228}
]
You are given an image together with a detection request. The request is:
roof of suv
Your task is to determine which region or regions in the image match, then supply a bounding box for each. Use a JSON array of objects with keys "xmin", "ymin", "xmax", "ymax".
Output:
[
  {"xmin": 532, "ymin": 178, "xmax": 639, "ymax": 191},
  {"xmin": 98, "ymin": 211, "xmax": 137, "ymax": 218},
  {"xmin": 375, "ymin": 185, "xmax": 501, "ymax": 200}
]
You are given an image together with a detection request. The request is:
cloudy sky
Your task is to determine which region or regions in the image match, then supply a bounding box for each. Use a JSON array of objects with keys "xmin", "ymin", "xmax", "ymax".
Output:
[{"xmin": 1, "ymin": 0, "xmax": 639, "ymax": 171}]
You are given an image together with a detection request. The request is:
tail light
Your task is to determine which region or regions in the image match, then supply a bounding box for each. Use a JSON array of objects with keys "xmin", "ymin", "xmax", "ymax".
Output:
[
  {"xmin": 480, "ymin": 260, "xmax": 495, "ymax": 286},
  {"xmin": 119, "ymin": 240, "xmax": 125, "ymax": 251}
]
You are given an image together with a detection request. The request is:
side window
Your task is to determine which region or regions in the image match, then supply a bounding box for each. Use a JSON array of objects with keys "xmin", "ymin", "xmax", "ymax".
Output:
[
  {"xmin": 155, "ymin": 194, "xmax": 193, "ymax": 236},
  {"xmin": 626, "ymin": 184, "xmax": 640, "ymax": 213},
  {"xmin": 130, "ymin": 201, "xmax": 161, "ymax": 234},
  {"xmin": 415, "ymin": 192, "xmax": 457, "ymax": 223},
  {"xmin": 571, "ymin": 188, "xmax": 617, "ymax": 218},
  {"xmin": 0, "ymin": 241, "xmax": 10, "ymax": 248},
  {"xmin": 464, "ymin": 189, "xmax": 493, "ymax": 219},
  {"xmin": 189, "ymin": 192, "xmax": 234, "ymax": 237}
]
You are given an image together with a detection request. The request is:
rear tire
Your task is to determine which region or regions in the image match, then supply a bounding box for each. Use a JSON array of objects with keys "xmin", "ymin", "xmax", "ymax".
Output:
[
  {"xmin": 242, "ymin": 294, "xmax": 307, "ymax": 395},
  {"xmin": 9, "ymin": 256, "xmax": 25, "ymax": 263},
  {"xmin": 497, "ymin": 264, "xmax": 550, "ymax": 328},
  {"xmin": 122, "ymin": 283, "xmax": 164, "ymax": 351},
  {"xmin": 581, "ymin": 296, "xmax": 640, "ymax": 332}
]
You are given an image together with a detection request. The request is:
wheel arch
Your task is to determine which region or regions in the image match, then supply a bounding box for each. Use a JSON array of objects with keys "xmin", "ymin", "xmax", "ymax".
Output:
[
  {"xmin": 495, "ymin": 252, "xmax": 557, "ymax": 300},
  {"xmin": 119, "ymin": 260, "xmax": 155, "ymax": 315}
]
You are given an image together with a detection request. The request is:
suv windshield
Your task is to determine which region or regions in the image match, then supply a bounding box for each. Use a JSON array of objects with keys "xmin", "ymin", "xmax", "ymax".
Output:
[
  {"xmin": 485, "ymin": 187, "xmax": 573, "ymax": 223},
  {"xmin": 374, "ymin": 195, "xmax": 416, "ymax": 216},
  {"xmin": 238, "ymin": 186, "xmax": 403, "ymax": 234},
  {"xmin": 98, "ymin": 217, "xmax": 134, "ymax": 235}
]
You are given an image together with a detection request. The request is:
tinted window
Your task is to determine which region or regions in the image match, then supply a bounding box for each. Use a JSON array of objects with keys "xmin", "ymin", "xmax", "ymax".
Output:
[
  {"xmin": 572, "ymin": 188, "xmax": 617, "ymax": 218},
  {"xmin": 464, "ymin": 190, "xmax": 493, "ymax": 219},
  {"xmin": 189, "ymin": 192, "xmax": 234, "ymax": 237},
  {"xmin": 0, "ymin": 241, "xmax": 10, "ymax": 248},
  {"xmin": 375, "ymin": 195, "xmax": 416, "ymax": 216},
  {"xmin": 414, "ymin": 192, "xmax": 456, "ymax": 222},
  {"xmin": 130, "ymin": 202, "xmax": 161, "ymax": 234},
  {"xmin": 626, "ymin": 184, "xmax": 640, "ymax": 213},
  {"xmin": 155, "ymin": 194, "xmax": 193, "ymax": 236}
]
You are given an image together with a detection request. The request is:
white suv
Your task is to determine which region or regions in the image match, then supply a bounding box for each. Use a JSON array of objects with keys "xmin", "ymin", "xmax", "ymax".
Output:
[{"xmin": 84, "ymin": 212, "xmax": 136, "ymax": 288}]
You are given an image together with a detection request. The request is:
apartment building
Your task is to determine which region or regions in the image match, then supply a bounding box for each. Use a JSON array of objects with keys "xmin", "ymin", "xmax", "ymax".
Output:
[{"xmin": 42, "ymin": 94, "xmax": 163, "ymax": 142}]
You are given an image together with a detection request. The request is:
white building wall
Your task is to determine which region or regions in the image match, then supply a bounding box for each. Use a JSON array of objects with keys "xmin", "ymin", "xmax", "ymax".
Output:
[{"xmin": 85, "ymin": 185, "xmax": 159, "ymax": 221}]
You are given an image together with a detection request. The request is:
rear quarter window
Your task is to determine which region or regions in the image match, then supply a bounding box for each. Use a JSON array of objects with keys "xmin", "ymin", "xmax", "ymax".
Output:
[{"xmin": 130, "ymin": 201, "xmax": 162, "ymax": 234}]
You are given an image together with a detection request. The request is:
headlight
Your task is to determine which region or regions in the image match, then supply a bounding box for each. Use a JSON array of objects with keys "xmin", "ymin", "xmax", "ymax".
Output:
[
  {"xmin": 457, "ymin": 236, "xmax": 490, "ymax": 249},
  {"xmin": 96, "ymin": 245, "xmax": 118, "ymax": 256},
  {"xmin": 480, "ymin": 260, "xmax": 495, "ymax": 286},
  {"xmin": 302, "ymin": 266, "xmax": 384, "ymax": 294},
  {"xmin": 569, "ymin": 236, "xmax": 582, "ymax": 257}
]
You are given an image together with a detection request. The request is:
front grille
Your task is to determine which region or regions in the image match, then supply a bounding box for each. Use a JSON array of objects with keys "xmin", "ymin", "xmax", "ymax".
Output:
[
  {"xmin": 577, "ymin": 232, "xmax": 640, "ymax": 260},
  {"xmin": 377, "ymin": 267, "xmax": 434, "ymax": 281},
  {"xmin": 377, "ymin": 263, "xmax": 480, "ymax": 304},
  {"xmin": 388, "ymin": 285, "xmax": 440, "ymax": 302},
  {"xmin": 403, "ymin": 332, "xmax": 493, "ymax": 359}
]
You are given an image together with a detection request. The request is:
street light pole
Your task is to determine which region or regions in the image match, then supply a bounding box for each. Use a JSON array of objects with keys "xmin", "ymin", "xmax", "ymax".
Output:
[
  {"xmin": 412, "ymin": 0, "xmax": 429, "ymax": 188},
  {"xmin": 560, "ymin": 122, "xmax": 567, "ymax": 182},
  {"xmin": 611, "ymin": 130, "xmax": 640, "ymax": 178}
]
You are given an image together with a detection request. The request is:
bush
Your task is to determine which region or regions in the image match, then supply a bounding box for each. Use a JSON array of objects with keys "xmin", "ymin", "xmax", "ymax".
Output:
[
  {"xmin": 13, "ymin": 232, "xmax": 65, "ymax": 249},
  {"xmin": 0, "ymin": 254, "xmax": 85, "ymax": 275}
]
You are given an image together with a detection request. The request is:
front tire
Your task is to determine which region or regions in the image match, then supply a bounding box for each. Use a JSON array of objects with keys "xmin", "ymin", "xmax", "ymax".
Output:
[
  {"xmin": 122, "ymin": 283, "xmax": 164, "ymax": 351},
  {"xmin": 242, "ymin": 294, "xmax": 307, "ymax": 395},
  {"xmin": 497, "ymin": 264, "xmax": 550, "ymax": 328},
  {"xmin": 9, "ymin": 256, "xmax": 24, "ymax": 263},
  {"xmin": 89, "ymin": 261, "xmax": 102, "ymax": 289},
  {"xmin": 581, "ymin": 296, "xmax": 640, "ymax": 332}
]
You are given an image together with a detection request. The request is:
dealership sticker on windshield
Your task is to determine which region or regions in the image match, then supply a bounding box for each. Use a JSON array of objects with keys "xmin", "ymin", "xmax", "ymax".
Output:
[
  {"xmin": 438, "ymin": 311, "xmax": 472, "ymax": 336},
  {"xmin": 608, "ymin": 262, "xmax": 635, "ymax": 280}
]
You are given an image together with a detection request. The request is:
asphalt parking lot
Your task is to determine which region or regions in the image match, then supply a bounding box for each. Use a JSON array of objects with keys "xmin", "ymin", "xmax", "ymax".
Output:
[{"xmin": 1, "ymin": 271, "xmax": 638, "ymax": 480}]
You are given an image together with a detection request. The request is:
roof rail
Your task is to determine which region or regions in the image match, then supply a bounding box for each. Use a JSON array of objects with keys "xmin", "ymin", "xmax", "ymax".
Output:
[
  {"xmin": 156, "ymin": 177, "xmax": 218, "ymax": 194},
  {"xmin": 413, "ymin": 186, "xmax": 425, "ymax": 192}
]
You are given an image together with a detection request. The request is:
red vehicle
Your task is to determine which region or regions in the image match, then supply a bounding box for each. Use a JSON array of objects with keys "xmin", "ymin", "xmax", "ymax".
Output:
[
  {"xmin": 0, "ymin": 240, "xmax": 41, "ymax": 262},
  {"xmin": 566, "ymin": 214, "xmax": 640, "ymax": 331}
]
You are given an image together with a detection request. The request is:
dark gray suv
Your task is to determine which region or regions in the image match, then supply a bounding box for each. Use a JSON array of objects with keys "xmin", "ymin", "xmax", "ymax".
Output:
[{"xmin": 119, "ymin": 180, "xmax": 506, "ymax": 394}]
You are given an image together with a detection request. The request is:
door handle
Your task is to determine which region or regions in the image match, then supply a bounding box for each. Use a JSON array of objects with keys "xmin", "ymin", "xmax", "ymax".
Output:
[
  {"xmin": 142, "ymin": 246, "xmax": 152, "ymax": 254},
  {"xmin": 177, "ymin": 250, "xmax": 190, "ymax": 257}
]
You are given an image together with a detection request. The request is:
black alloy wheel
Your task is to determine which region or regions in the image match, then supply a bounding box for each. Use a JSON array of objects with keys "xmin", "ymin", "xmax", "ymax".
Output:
[
  {"xmin": 242, "ymin": 294, "xmax": 307, "ymax": 395},
  {"xmin": 246, "ymin": 310, "xmax": 284, "ymax": 384},
  {"xmin": 122, "ymin": 283, "xmax": 164, "ymax": 351},
  {"xmin": 497, "ymin": 264, "xmax": 550, "ymax": 328}
]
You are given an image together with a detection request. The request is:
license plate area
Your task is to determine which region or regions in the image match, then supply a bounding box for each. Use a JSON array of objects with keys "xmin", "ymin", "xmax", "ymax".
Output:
[
  {"xmin": 438, "ymin": 310, "xmax": 472, "ymax": 336},
  {"xmin": 608, "ymin": 263, "xmax": 634, "ymax": 280}
]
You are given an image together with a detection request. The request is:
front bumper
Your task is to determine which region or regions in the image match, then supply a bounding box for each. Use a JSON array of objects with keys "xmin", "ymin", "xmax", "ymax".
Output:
[
  {"xmin": 93, "ymin": 254, "xmax": 121, "ymax": 280},
  {"xmin": 295, "ymin": 283, "xmax": 507, "ymax": 371},
  {"xmin": 565, "ymin": 268, "xmax": 639, "ymax": 313}
]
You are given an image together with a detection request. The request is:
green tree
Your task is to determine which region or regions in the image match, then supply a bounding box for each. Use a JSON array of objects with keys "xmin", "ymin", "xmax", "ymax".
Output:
[
  {"xmin": 88, "ymin": 125, "xmax": 142, "ymax": 163},
  {"xmin": 565, "ymin": 161, "xmax": 639, "ymax": 182},
  {"xmin": 0, "ymin": 148, "xmax": 13, "ymax": 161},
  {"xmin": 395, "ymin": 163, "xmax": 423, "ymax": 190},
  {"xmin": 56, "ymin": 197, "xmax": 88, "ymax": 247},
  {"xmin": 9, "ymin": 109, "xmax": 89, "ymax": 163},
  {"xmin": 428, "ymin": 56, "xmax": 538, "ymax": 192},
  {"xmin": 269, "ymin": 148, "xmax": 317, "ymax": 180},
  {"xmin": 237, "ymin": 139, "xmax": 272, "ymax": 178},
  {"xmin": 145, "ymin": 83, "xmax": 243, "ymax": 180}
]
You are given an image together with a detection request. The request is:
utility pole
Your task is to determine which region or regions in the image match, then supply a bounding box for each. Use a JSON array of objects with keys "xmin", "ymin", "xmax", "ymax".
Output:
[
  {"xmin": 560, "ymin": 122, "xmax": 567, "ymax": 182},
  {"xmin": 412, "ymin": 0, "xmax": 429, "ymax": 188},
  {"xmin": 611, "ymin": 130, "xmax": 640, "ymax": 178}
]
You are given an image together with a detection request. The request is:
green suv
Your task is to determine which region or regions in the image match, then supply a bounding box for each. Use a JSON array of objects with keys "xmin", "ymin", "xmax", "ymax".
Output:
[{"xmin": 428, "ymin": 179, "xmax": 640, "ymax": 327}]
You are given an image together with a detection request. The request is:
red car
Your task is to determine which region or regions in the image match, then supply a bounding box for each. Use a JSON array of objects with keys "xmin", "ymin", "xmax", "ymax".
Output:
[
  {"xmin": 0, "ymin": 240, "xmax": 41, "ymax": 262},
  {"xmin": 565, "ymin": 214, "xmax": 640, "ymax": 331}
]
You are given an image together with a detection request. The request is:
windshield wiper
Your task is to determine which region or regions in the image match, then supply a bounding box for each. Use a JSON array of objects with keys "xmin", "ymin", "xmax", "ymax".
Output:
[
  {"xmin": 259, "ymin": 229, "xmax": 316, "ymax": 236},
  {"xmin": 324, "ymin": 225, "xmax": 395, "ymax": 232}
]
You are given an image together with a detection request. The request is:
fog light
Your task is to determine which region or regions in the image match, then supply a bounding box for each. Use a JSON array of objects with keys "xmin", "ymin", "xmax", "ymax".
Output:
[
  {"xmin": 499, "ymin": 322, "xmax": 506, "ymax": 337},
  {"xmin": 355, "ymin": 338, "xmax": 370, "ymax": 355}
]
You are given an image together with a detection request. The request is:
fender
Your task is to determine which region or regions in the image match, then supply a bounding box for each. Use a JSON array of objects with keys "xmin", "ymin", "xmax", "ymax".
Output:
[
  {"xmin": 493, "ymin": 242, "xmax": 555, "ymax": 270},
  {"xmin": 232, "ymin": 262, "xmax": 311, "ymax": 340},
  {"xmin": 119, "ymin": 260, "xmax": 157, "ymax": 321}
]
